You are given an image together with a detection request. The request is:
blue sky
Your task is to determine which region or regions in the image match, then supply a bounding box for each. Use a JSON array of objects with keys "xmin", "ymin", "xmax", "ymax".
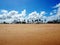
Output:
[
  {"xmin": 0, "ymin": 0, "xmax": 60, "ymax": 23},
  {"xmin": 0, "ymin": 0, "xmax": 60, "ymax": 15}
]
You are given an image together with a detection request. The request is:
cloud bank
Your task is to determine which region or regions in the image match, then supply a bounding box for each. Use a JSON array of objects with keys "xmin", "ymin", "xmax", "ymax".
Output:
[{"xmin": 0, "ymin": 3, "xmax": 60, "ymax": 24}]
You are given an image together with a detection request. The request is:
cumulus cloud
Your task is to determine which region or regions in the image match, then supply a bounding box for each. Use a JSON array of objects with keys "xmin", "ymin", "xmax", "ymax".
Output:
[
  {"xmin": 42, "ymin": 3, "xmax": 59, "ymax": 23},
  {"xmin": 53, "ymin": 3, "xmax": 60, "ymax": 16},
  {"xmin": 50, "ymin": 12, "xmax": 53, "ymax": 15},
  {"xmin": 21, "ymin": 9, "xmax": 26, "ymax": 17},
  {"xmin": 0, "ymin": 9, "xmax": 26, "ymax": 23},
  {"xmin": 40, "ymin": 11, "xmax": 46, "ymax": 16},
  {"xmin": 28, "ymin": 11, "xmax": 39, "ymax": 20},
  {"xmin": 39, "ymin": 11, "xmax": 46, "ymax": 19},
  {"xmin": 0, "ymin": 3, "xmax": 60, "ymax": 24},
  {"xmin": 1, "ymin": 10, "xmax": 8, "ymax": 14},
  {"xmin": 8, "ymin": 10, "xmax": 18, "ymax": 16},
  {"xmin": 50, "ymin": 10, "xmax": 57, "ymax": 15},
  {"xmin": 53, "ymin": 3, "xmax": 60, "ymax": 8},
  {"xmin": 28, "ymin": 11, "xmax": 46, "ymax": 22}
]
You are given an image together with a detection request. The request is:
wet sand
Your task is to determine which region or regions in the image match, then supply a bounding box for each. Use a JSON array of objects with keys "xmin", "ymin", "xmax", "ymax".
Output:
[{"xmin": 0, "ymin": 24, "xmax": 60, "ymax": 45}]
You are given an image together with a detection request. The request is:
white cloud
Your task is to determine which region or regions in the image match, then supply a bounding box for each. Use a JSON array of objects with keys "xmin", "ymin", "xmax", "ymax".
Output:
[
  {"xmin": 0, "ymin": 9, "xmax": 26, "ymax": 23},
  {"xmin": 39, "ymin": 11, "xmax": 46, "ymax": 18},
  {"xmin": 19, "ymin": 9, "xmax": 26, "ymax": 17},
  {"xmin": 1, "ymin": 10, "xmax": 8, "ymax": 14},
  {"xmin": 0, "ymin": 3, "xmax": 60, "ymax": 23},
  {"xmin": 53, "ymin": 3, "xmax": 60, "ymax": 16},
  {"xmin": 47, "ymin": 15, "xmax": 56, "ymax": 21},
  {"xmin": 47, "ymin": 3, "xmax": 60, "ymax": 23},
  {"xmin": 4, "ymin": 19, "xmax": 14, "ymax": 23},
  {"xmin": 28, "ymin": 11, "xmax": 39, "ymax": 19},
  {"xmin": 8, "ymin": 10, "xmax": 18, "ymax": 16},
  {"xmin": 50, "ymin": 12, "xmax": 53, "ymax": 15},
  {"xmin": 53, "ymin": 3, "xmax": 60, "ymax": 8},
  {"xmin": 50, "ymin": 10, "xmax": 57, "ymax": 15},
  {"xmin": 57, "ymin": 7, "xmax": 60, "ymax": 16}
]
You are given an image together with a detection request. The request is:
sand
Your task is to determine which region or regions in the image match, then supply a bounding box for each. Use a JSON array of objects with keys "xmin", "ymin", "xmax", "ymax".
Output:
[{"xmin": 0, "ymin": 24, "xmax": 60, "ymax": 45}]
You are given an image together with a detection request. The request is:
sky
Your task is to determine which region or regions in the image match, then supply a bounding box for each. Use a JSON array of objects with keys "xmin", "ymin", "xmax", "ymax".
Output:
[
  {"xmin": 0, "ymin": 0, "xmax": 60, "ymax": 23},
  {"xmin": 0, "ymin": 0, "xmax": 60, "ymax": 14}
]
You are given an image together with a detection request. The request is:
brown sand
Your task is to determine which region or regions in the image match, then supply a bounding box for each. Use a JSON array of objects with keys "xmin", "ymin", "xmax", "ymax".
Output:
[{"xmin": 0, "ymin": 24, "xmax": 60, "ymax": 45}]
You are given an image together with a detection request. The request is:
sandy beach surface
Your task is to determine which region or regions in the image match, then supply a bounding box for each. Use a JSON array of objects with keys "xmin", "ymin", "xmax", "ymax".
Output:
[{"xmin": 0, "ymin": 24, "xmax": 60, "ymax": 45}]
